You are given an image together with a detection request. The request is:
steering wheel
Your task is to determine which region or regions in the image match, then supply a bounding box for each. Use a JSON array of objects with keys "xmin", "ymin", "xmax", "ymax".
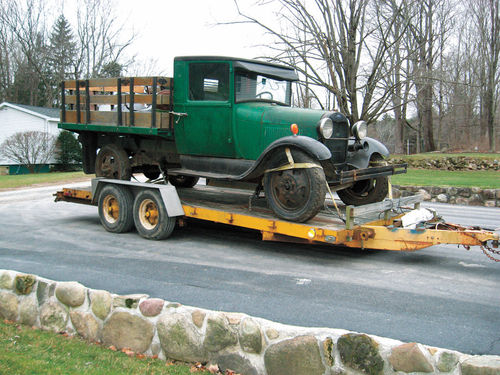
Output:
[{"xmin": 256, "ymin": 91, "xmax": 274, "ymax": 100}]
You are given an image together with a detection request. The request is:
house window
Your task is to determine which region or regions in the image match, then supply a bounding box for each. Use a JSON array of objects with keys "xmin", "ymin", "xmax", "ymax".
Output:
[{"xmin": 189, "ymin": 62, "xmax": 229, "ymax": 101}]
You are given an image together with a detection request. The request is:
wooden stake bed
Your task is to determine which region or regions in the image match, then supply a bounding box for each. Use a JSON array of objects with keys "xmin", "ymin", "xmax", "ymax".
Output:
[{"xmin": 55, "ymin": 183, "xmax": 499, "ymax": 252}]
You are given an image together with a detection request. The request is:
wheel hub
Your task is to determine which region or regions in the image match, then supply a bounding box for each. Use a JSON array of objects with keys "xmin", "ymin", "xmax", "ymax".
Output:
[{"xmin": 272, "ymin": 170, "xmax": 309, "ymax": 210}]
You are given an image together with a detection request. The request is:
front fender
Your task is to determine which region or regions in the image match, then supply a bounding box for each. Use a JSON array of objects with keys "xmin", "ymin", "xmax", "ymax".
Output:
[
  {"xmin": 242, "ymin": 135, "xmax": 331, "ymax": 180},
  {"xmin": 345, "ymin": 137, "xmax": 389, "ymax": 169}
]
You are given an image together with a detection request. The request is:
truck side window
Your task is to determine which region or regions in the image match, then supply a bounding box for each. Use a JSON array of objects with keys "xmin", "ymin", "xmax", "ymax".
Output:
[{"xmin": 189, "ymin": 62, "xmax": 229, "ymax": 101}]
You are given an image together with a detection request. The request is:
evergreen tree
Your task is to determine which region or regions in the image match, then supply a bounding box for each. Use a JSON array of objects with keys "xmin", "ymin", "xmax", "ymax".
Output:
[
  {"xmin": 55, "ymin": 131, "xmax": 82, "ymax": 171},
  {"xmin": 48, "ymin": 14, "xmax": 76, "ymax": 105}
]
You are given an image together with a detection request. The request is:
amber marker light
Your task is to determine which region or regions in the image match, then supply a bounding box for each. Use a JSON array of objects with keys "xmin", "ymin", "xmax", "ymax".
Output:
[{"xmin": 290, "ymin": 123, "xmax": 299, "ymax": 135}]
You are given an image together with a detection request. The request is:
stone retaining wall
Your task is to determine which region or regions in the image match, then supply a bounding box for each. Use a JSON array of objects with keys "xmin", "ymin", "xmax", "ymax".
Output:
[
  {"xmin": 392, "ymin": 185, "xmax": 500, "ymax": 207},
  {"xmin": 1, "ymin": 270, "xmax": 499, "ymax": 375}
]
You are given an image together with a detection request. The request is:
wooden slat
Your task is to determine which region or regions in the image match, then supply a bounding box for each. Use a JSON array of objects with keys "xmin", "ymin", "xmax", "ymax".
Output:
[
  {"xmin": 64, "ymin": 77, "xmax": 171, "ymax": 90},
  {"xmin": 65, "ymin": 94, "xmax": 171, "ymax": 105},
  {"xmin": 63, "ymin": 110, "xmax": 171, "ymax": 129}
]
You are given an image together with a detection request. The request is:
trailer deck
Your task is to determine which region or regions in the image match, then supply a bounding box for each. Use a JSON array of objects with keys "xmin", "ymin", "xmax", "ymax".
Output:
[{"xmin": 55, "ymin": 180, "xmax": 499, "ymax": 256}]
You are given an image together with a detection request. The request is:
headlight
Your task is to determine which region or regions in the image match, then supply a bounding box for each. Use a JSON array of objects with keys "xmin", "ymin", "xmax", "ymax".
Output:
[
  {"xmin": 352, "ymin": 120, "xmax": 367, "ymax": 139},
  {"xmin": 317, "ymin": 117, "xmax": 333, "ymax": 139}
]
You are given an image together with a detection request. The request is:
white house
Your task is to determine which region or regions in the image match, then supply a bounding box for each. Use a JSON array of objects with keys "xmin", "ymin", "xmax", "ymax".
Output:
[{"xmin": 0, "ymin": 102, "xmax": 61, "ymax": 167}]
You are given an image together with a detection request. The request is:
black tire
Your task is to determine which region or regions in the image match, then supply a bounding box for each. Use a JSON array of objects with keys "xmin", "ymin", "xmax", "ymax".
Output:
[
  {"xmin": 337, "ymin": 156, "xmax": 389, "ymax": 206},
  {"xmin": 337, "ymin": 177, "xmax": 389, "ymax": 206},
  {"xmin": 263, "ymin": 149, "xmax": 327, "ymax": 222},
  {"xmin": 143, "ymin": 166, "xmax": 161, "ymax": 180},
  {"xmin": 133, "ymin": 189, "xmax": 176, "ymax": 240},
  {"xmin": 168, "ymin": 175, "xmax": 199, "ymax": 188},
  {"xmin": 95, "ymin": 144, "xmax": 131, "ymax": 180},
  {"xmin": 97, "ymin": 184, "xmax": 134, "ymax": 233}
]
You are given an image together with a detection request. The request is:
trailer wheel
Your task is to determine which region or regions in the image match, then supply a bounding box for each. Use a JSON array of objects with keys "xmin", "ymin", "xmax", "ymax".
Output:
[
  {"xmin": 168, "ymin": 175, "xmax": 199, "ymax": 188},
  {"xmin": 133, "ymin": 189, "xmax": 176, "ymax": 240},
  {"xmin": 95, "ymin": 144, "xmax": 131, "ymax": 180},
  {"xmin": 98, "ymin": 185, "xmax": 134, "ymax": 233},
  {"xmin": 337, "ymin": 155, "xmax": 389, "ymax": 206},
  {"xmin": 264, "ymin": 149, "xmax": 327, "ymax": 222}
]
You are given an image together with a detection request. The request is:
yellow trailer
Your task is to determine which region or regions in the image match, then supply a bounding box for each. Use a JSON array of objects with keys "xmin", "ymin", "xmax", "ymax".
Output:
[{"xmin": 55, "ymin": 178, "xmax": 499, "ymax": 259}]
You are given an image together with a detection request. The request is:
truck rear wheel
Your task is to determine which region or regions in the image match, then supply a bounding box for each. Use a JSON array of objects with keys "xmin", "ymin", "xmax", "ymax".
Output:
[
  {"xmin": 98, "ymin": 184, "xmax": 134, "ymax": 233},
  {"xmin": 133, "ymin": 189, "xmax": 176, "ymax": 240},
  {"xmin": 263, "ymin": 150, "xmax": 327, "ymax": 222},
  {"xmin": 168, "ymin": 175, "xmax": 199, "ymax": 188},
  {"xmin": 95, "ymin": 144, "xmax": 131, "ymax": 180}
]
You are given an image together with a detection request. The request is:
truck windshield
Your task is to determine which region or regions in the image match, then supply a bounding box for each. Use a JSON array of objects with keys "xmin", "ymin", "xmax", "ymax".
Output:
[{"xmin": 235, "ymin": 72, "xmax": 291, "ymax": 106}]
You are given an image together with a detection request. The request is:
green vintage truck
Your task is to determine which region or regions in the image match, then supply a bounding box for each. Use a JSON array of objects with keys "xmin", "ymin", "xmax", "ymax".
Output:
[{"xmin": 59, "ymin": 56, "xmax": 405, "ymax": 222}]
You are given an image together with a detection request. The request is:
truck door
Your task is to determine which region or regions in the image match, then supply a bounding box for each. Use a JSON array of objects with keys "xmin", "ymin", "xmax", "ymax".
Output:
[{"xmin": 174, "ymin": 61, "xmax": 235, "ymax": 158}]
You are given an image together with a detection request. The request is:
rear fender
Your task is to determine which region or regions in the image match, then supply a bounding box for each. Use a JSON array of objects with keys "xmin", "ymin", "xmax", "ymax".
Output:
[{"xmin": 345, "ymin": 137, "xmax": 389, "ymax": 169}]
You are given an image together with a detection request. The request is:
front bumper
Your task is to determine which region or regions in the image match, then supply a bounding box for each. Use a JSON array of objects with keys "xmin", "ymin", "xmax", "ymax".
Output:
[{"xmin": 328, "ymin": 163, "xmax": 407, "ymax": 185}]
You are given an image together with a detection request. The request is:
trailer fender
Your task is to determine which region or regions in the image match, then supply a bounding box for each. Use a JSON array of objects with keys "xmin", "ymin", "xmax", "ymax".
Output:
[{"xmin": 91, "ymin": 178, "xmax": 184, "ymax": 217}]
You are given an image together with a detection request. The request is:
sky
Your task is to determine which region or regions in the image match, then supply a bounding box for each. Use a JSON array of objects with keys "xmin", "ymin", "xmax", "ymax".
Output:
[{"xmin": 99, "ymin": 0, "xmax": 273, "ymax": 76}]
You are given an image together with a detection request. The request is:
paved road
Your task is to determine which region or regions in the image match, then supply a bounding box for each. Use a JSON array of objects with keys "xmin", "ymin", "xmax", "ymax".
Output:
[{"xmin": 0, "ymin": 184, "xmax": 499, "ymax": 355}]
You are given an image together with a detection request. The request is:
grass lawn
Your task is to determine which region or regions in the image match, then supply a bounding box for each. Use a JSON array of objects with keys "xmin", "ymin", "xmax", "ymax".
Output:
[
  {"xmin": 0, "ymin": 320, "xmax": 211, "ymax": 375},
  {"xmin": 391, "ymin": 169, "xmax": 500, "ymax": 188},
  {"xmin": 393, "ymin": 152, "xmax": 499, "ymax": 160},
  {"xmin": 0, "ymin": 171, "xmax": 91, "ymax": 189}
]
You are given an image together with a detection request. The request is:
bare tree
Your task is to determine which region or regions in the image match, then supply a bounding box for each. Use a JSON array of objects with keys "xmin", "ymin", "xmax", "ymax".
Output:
[
  {"xmin": 231, "ymin": 0, "xmax": 407, "ymax": 124},
  {"xmin": 0, "ymin": 131, "xmax": 56, "ymax": 173},
  {"xmin": 75, "ymin": 0, "xmax": 136, "ymax": 79},
  {"xmin": 472, "ymin": 0, "xmax": 500, "ymax": 151}
]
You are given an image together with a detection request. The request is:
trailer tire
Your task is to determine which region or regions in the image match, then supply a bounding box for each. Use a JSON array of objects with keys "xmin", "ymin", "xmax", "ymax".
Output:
[
  {"xmin": 264, "ymin": 149, "xmax": 326, "ymax": 222},
  {"xmin": 133, "ymin": 189, "xmax": 176, "ymax": 240},
  {"xmin": 168, "ymin": 175, "xmax": 199, "ymax": 188},
  {"xmin": 95, "ymin": 144, "xmax": 131, "ymax": 180},
  {"xmin": 98, "ymin": 184, "xmax": 134, "ymax": 233}
]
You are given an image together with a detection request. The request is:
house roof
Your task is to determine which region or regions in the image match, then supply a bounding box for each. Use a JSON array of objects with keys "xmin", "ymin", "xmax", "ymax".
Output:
[{"xmin": 0, "ymin": 102, "xmax": 59, "ymax": 120}]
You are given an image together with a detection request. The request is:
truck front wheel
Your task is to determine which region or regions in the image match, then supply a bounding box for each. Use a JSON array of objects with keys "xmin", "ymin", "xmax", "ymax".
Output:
[
  {"xmin": 336, "ymin": 177, "xmax": 388, "ymax": 206},
  {"xmin": 95, "ymin": 144, "xmax": 131, "ymax": 180},
  {"xmin": 98, "ymin": 185, "xmax": 134, "ymax": 233},
  {"xmin": 133, "ymin": 189, "xmax": 176, "ymax": 240},
  {"xmin": 264, "ymin": 150, "xmax": 327, "ymax": 222},
  {"xmin": 337, "ymin": 156, "xmax": 389, "ymax": 206}
]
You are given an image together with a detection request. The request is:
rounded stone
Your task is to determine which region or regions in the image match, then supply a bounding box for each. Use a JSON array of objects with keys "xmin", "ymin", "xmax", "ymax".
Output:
[
  {"xmin": 102, "ymin": 311, "xmax": 154, "ymax": 353},
  {"xmin": 389, "ymin": 342, "xmax": 433, "ymax": 373},
  {"xmin": 239, "ymin": 318, "xmax": 262, "ymax": 354},
  {"xmin": 14, "ymin": 274, "xmax": 36, "ymax": 295},
  {"xmin": 55, "ymin": 282, "xmax": 86, "ymax": 307},
  {"xmin": 157, "ymin": 312, "xmax": 206, "ymax": 362},
  {"xmin": 191, "ymin": 309, "xmax": 206, "ymax": 328},
  {"xmin": 338, "ymin": 333, "xmax": 384, "ymax": 375},
  {"xmin": 437, "ymin": 351, "xmax": 459, "ymax": 372},
  {"xmin": 204, "ymin": 313, "xmax": 238, "ymax": 352},
  {"xmin": 469, "ymin": 194, "xmax": 483, "ymax": 206},
  {"xmin": 19, "ymin": 297, "xmax": 38, "ymax": 326},
  {"xmin": 70, "ymin": 310, "xmax": 100, "ymax": 342},
  {"xmin": 264, "ymin": 335, "xmax": 325, "ymax": 375},
  {"xmin": 266, "ymin": 328, "xmax": 280, "ymax": 340},
  {"xmin": 40, "ymin": 300, "xmax": 68, "ymax": 332},
  {"xmin": 485, "ymin": 200, "xmax": 496, "ymax": 207},
  {"xmin": 417, "ymin": 189, "xmax": 431, "ymax": 201},
  {"xmin": 215, "ymin": 352, "xmax": 260, "ymax": 375},
  {"xmin": 139, "ymin": 298, "xmax": 164, "ymax": 317},
  {"xmin": 437, "ymin": 193, "xmax": 448, "ymax": 203},
  {"xmin": 0, "ymin": 291, "xmax": 19, "ymax": 320},
  {"xmin": 90, "ymin": 290, "xmax": 112, "ymax": 320},
  {"xmin": 0, "ymin": 271, "xmax": 13, "ymax": 290},
  {"xmin": 461, "ymin": 355, "xmax": 500, "ymax": 375}
]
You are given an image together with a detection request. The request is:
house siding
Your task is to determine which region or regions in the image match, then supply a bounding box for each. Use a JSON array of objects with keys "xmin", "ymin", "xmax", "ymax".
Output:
[{"xmin": 0, "ymin": 104, "xmax": 60, "ymax": 165}]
